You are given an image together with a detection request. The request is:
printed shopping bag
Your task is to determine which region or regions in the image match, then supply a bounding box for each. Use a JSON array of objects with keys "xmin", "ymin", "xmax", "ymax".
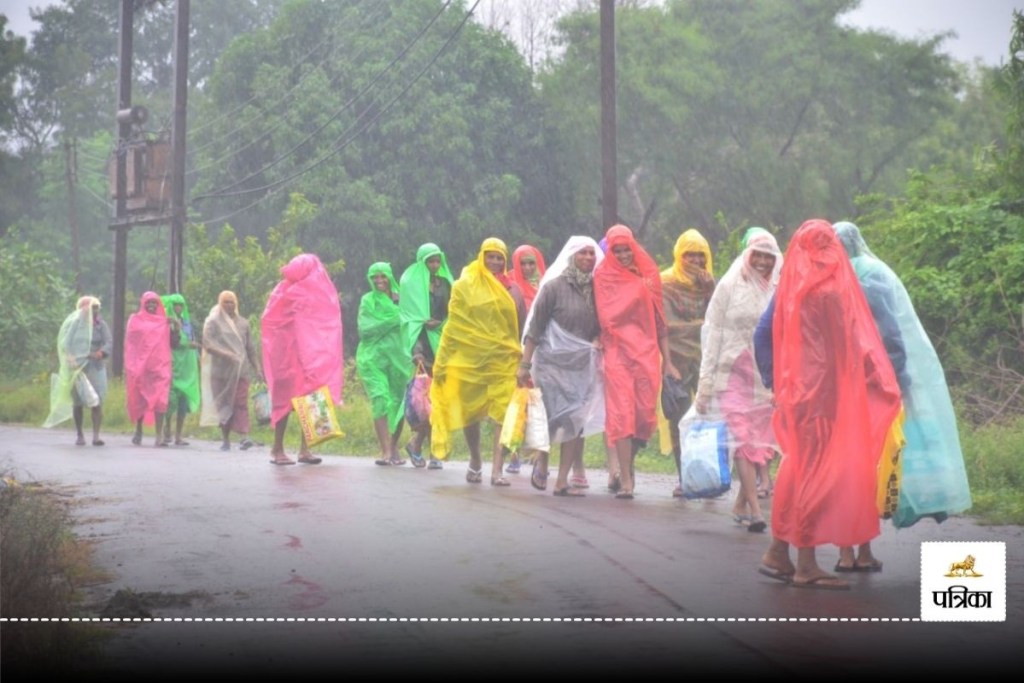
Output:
[
  {"xmin": 499, "ymin": 387, "xmax": 529, "ymax": 452},
  {"xmin": 404, "ymin": 362, "xmax": 432, "ymax": 429},
  {"xmin": 291, "ymin": 385, "xmax": 344, "ymax": 447}
]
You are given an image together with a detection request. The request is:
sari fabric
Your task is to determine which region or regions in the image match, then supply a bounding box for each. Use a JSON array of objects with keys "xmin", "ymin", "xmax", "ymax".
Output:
[
  {"xmin": 124, "ymin": 291, "xmax": 172, "ymax": 423},
  {"xmin": 200, "ymin": 291, "xmax": 256, "ymax": 427},
  {"xmin": 261, "ymin": 254, "xmax": 344, "ymax": 426},
  {"xmin": 834, "ymin": 221, "xmax": 971, "ymax": 527},
  {"xmin": 161, "ymin": 293, "xmax": 201, "ymax": 414},
  {"xmin": 429, "ymin": 238, "xmax": 522, "ymax": 458},
  {"xmin": 511, "ymin": 244, "xmax": 547, "ymax": 311},
  {"xmin": 356, "ymin": 262, "xmax": 410, "ymax": 431},
  {"xmin": 399, "ymin": 243, "xmax": 454, "ymax": 357},
  {"xmin": 770, "ymin": 220, "xmax": 901, "ymax": 548},
  {"xmin": 594, "ymin": 225, "xmax": 664, "ymax": 444}
]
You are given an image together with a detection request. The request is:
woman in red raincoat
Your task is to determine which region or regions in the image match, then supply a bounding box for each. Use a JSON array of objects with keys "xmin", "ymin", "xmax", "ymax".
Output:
[
  {"xmin": 125, "ymin": 291, "xmax": 172, "ymax": 447},
  {"xmin": 594, "ymin": 225, "xmax": 679, "ymax": 499},
  {"xmin": 758, "ymin": 220, "xmax": 901, "ymax": 590}
]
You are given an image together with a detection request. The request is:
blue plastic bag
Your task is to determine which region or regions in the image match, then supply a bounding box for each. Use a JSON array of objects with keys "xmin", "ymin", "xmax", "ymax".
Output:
[{"xmin": 678, "ymin": 409, "xmax": 731, "ymax": 499}]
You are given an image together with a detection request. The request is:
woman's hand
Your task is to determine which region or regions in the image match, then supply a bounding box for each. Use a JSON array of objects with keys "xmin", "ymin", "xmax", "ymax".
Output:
[
  {"xmin": 515, "ymin": 365, "xmax": 531, "ymax": 388},
  {"xmin": 664, "ymin": 361, "xmax": 682, "ymax": 381},
  {"xmin": 695, "ymin": 393, "xmax": 709, "ymax": 415},
  {"xmin": 425, "ymin": 319, "xmax": 441, "ymax": 330}
]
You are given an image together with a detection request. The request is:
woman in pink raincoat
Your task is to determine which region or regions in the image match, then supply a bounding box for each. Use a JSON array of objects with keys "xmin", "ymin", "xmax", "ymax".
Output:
[
  {"xmin": 125, "ymin": 291, "xmax": 173, "ymax": 447},
  {"xmin": 261, "ymin": 254, "xmax": 344, "ymax": 465}
]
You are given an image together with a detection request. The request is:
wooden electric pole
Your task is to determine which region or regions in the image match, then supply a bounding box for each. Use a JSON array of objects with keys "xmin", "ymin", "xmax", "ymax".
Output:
[
  {"xmin": 111, "ymin": 0, "xmax": 134, "ymax": 378},
  {"xmin": 600, "ymin": 0, "xmax": 617, "ymax": 230},
  {"xmin": 63, "ymin": 138, "xmax": 82, "ymax": 294},
  {"xmin": 168, "ymin": 0, "xmax": 189, "ymax": 294}
]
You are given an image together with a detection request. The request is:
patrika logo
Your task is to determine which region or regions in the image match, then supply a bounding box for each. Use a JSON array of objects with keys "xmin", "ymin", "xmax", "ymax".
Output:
[
  {"xmin": 921, "ymin": 542, "xmax": 1005, "ymax": 622},
  {"xmin": 944, "ymin": 555, "xmax": 982, "ymax": 578}
]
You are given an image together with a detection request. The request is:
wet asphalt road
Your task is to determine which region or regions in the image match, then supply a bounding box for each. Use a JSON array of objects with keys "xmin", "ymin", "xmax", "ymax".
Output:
[{"xmin": 1, "ymin": 424, "xmax": 1021, "ymax": 678}]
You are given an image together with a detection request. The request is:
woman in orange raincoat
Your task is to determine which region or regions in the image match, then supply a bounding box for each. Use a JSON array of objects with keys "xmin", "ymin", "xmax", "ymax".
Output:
[
  {"xmin": 594, "ymin": 225, "xmax": 679, "ymax": 499},
  {"xmin": 758, "ymin": 220, "xmax": 901, "ymax": 590}
]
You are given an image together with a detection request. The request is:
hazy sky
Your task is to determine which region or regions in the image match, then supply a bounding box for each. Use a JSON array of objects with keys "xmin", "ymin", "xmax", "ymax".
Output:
[{"xmin": 1, "ymin": 0, "xmax": 1021, "ymax": 66}]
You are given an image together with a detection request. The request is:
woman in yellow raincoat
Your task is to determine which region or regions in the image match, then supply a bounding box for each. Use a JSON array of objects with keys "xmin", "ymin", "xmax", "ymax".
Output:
[{"xmin": 429, "ymin": 238, "xmax": 525, "ymax": 485}]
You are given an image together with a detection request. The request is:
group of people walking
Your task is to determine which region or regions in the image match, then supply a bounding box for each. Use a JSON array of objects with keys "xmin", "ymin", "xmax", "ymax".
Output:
[{"xmin": 44, "ymin": 219, "xmax": 971, "ymax": 590}]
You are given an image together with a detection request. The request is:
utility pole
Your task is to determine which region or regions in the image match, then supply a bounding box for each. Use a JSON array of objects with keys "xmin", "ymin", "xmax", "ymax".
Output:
[
  {"xmin": 168, "ymin": 0, "xmax": 189, "ymax": 293},
  {"xmin": 600, "ymin": 0, "xmax": 617, "ymax": 230},
  {"xmin": 64, "ymin": 138, "xmax": 82, "ymax": 294},
  {"xmin": 111, "ymin": 0, "xmax": 133, "ymax": 378}
]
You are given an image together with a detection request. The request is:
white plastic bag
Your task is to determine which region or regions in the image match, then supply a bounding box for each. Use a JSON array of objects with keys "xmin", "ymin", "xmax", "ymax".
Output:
[{"xmin": 678, "ymin": 406, "xmax": 731, "ymax": 499}]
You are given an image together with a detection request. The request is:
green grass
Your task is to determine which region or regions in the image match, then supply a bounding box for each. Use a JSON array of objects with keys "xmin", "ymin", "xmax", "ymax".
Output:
[{"xmin": 3, "ymin": 376, "xmax": 1021, "ymax": 524}]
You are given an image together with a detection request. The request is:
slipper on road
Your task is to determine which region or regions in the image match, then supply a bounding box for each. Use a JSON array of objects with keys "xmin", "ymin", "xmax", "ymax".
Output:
[
  {"xmin": 757, "ymin": 566, "xmax": 794, "ymax": 584},
  {"xmin": 834, "ymin": 560, "xmax": 883, "ymax": 573},
  {"xmin": 791, "ymin": 575, "xmax": 850, "ymax": 591}
]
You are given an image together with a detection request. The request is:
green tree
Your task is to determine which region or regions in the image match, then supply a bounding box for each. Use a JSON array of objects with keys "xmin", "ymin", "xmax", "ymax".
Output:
[
  {"xmin": 0, "ymin": 234, "xmax": 75, "ymax": 377},
  {"xmin": 539, "ymin": 0, "xmax": 967, "ymax": 259},
  {"xmin": 191, "ymin": 0, "xmax": 573, "ymax": 347}
]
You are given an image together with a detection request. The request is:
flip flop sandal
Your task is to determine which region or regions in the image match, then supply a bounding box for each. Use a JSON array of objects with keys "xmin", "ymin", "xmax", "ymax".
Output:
[
  {"xmin": 791, "ymin": 575, "xmax": 851, "ymax": 591},
  {"xmin": 239, "ymin": 439, "xmax": 254, "ymax": 450},
  {"xmin": 505, "ymin": 458, "xmax": 521, "ymax": 474},
  {"xmin": 553, "ymin": 486, "xmax": 585, "ymax": 497},
  {"xmin": 607, "ymin": 473, "xmax": 622, "ymax": 492},
  {"xmin": 757, "ymin": 566, "xmax": 795, "ymax": 584},
  {"xmin": 614, "ymin": 490, "xmax": 634, "ymax": 500},
  {"xmin": 427, "ymin": 459, "xmax": 444, "ymax": 470},
  {"xmin": 131, "ymin": 434, "xmax": 142, "ymax": 446},
  {"xmin": 375, "ymin": 459, "xmax": 393, "ymax": 466},
  {"xmin": 270, "ymin": 458, "xmax": 296, "ymax": 466},
  {"xmin": 465, "ymin": 467, "xmax": 483, "ymax": 483},
  {"xmin": 92, "ymin": 439, "xmax": 105, "ymax": 446},
  {"xmin": 298, "ymin": 456, "xmax": 323, "ymax": 465},
  {"xmin": 388, "ymin": 458, "xmax": 407, "ymax": 467},
  {"xmin": 490, "ymin": 476, "xmax": 511, "ymax": 487},
  {"xmin": 569, "ymin": 476, "xmax": 590, "ymax": 489},
  {"xmin": 406, "ymin": 445, "xmax": 426, "ymax": 468},
  {"xmin": 75, "ymin": 436, "xmax": 87, "ymax": 446},
  {"xmin": 747, "ymin": 519, "xmax": 768, "ymax": 533},
  {"xmin": 530, "ymin": 463, "xmax": 548, "ymax": 491}
]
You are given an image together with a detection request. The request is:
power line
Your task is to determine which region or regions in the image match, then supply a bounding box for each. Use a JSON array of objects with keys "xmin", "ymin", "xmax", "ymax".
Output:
[
  {"xmin": 194, "ymin": 0, "xmax": 453, "ymax": 201},
  {"xmin": 185, "ymin": 2, "xmax": 389, "ymax": 181},
  {"xmin": 195, "ymin": 0, "xmax": 481, "ymax": 226}
]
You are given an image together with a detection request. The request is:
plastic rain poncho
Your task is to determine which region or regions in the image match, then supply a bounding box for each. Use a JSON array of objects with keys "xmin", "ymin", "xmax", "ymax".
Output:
[
  {"xmin": 200, "ymin": 291, "xmax": 255, "ymax": 427},
  {"xmin": 261, "ymin": 254, "xmax": 344, "ymax": 426},
  {"xmin": 689, "ymin": 232, "xmax": 782, "ymax": 466},
  {"xmin": 43, "ymin": 297, "xmax": 106, "ymax": 427},
  {"xmin": 658, "ymin": 229, "xmax": 715, "ymax": 454},
  {"xmin": 124, "ymin": 291, "xmax": 172, "ymax": 423},
  {"xmin": 356, "ymin": 262, "xmax": 410, "ymax": 432},
  {"xmin": 429, "ymin": 238, "xmax": 522, "ymax": 459},
  {"xmin": 594, "ymin": 224, "xmax": 665, "ymax": 445},
  {"xmin": 834, "ymin": 221, "xmax": 971, "ymax": 527},
  {"xmin": 399, "ymin": 243, "xmax": 454, "ymax": 358},
  {"xmin": 522, "ymin": 236, "xmax": 606, "ymax": 443},
  {"xmin": 161, "ymin": 293, "xmax": 201, "ymax": 414},
  {"xmin": 770, "ymin": 220, "xmax": 901, "ymax": 548}
]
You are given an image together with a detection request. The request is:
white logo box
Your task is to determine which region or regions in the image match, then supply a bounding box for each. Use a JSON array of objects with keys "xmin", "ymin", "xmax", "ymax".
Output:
[{"xmin": 921, "ymin": 541, "xmax": 1006, "ymax": 622}]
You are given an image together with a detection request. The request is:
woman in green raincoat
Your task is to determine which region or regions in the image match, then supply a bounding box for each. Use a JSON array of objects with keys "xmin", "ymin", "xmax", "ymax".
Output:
[
  {"xmin": 161, "ymin": 293, "xmax": 201, "ymax": 445},
  {"xmin": 357, "ymin": 262, "xmax": 412, "ymax": 466},
  {"xmin": 398, "ymin": 243, "xmax": 453, "ymax": 469}
]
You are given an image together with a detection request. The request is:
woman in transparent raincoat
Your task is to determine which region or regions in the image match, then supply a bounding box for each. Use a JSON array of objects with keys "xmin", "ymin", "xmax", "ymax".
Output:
[
  {"xmin": 690, "ymin": 231, "xmax": 782, "ymax": 532},
  {"xmin": 43, "ymin": 296, "xmax": 112, "ymax": 445},
  {"xmin": 516, "ymin": 236, "xmax": 605, "ymax": 496}
]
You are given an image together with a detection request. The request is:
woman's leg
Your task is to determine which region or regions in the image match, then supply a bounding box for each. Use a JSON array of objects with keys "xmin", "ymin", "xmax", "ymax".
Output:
[
  {"xmin": 133, "ymin": 418, "xmax": 143, "ymax": 445},
  {"xmin": 735, "ymin": 455, "xmax": 765, "ymax": 530},
  {"xmin": 154, "ymin": 413, "xmax": 166, "ymax": 446},
  {"xmin": 615, "ymin": 437, "xmax": 634, "ymax": 496},
  {"xmin": 270, "ymin": 416, "xmax": 294, "ymax": 464},
  {"xmin": 389, "ymin": 421, "xmax": 405, "ymax": 462},
  {"xmin": 373, "ymin": 416, "xmax": 392, "ymax": 461},
  {"xmin": 90, "ymin": 406, "xmax": 103, "ymax": 444},
  {"xmin": 73, "ymin": 405, "xmax": 85, "ymax": 444},
  {"xmin": 464, "ymin": 422, "xmax": 482, "ymax": 480},
  {"xmin": 554, "ymin": 437, "xmax": 585, "ymax": 496}
]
